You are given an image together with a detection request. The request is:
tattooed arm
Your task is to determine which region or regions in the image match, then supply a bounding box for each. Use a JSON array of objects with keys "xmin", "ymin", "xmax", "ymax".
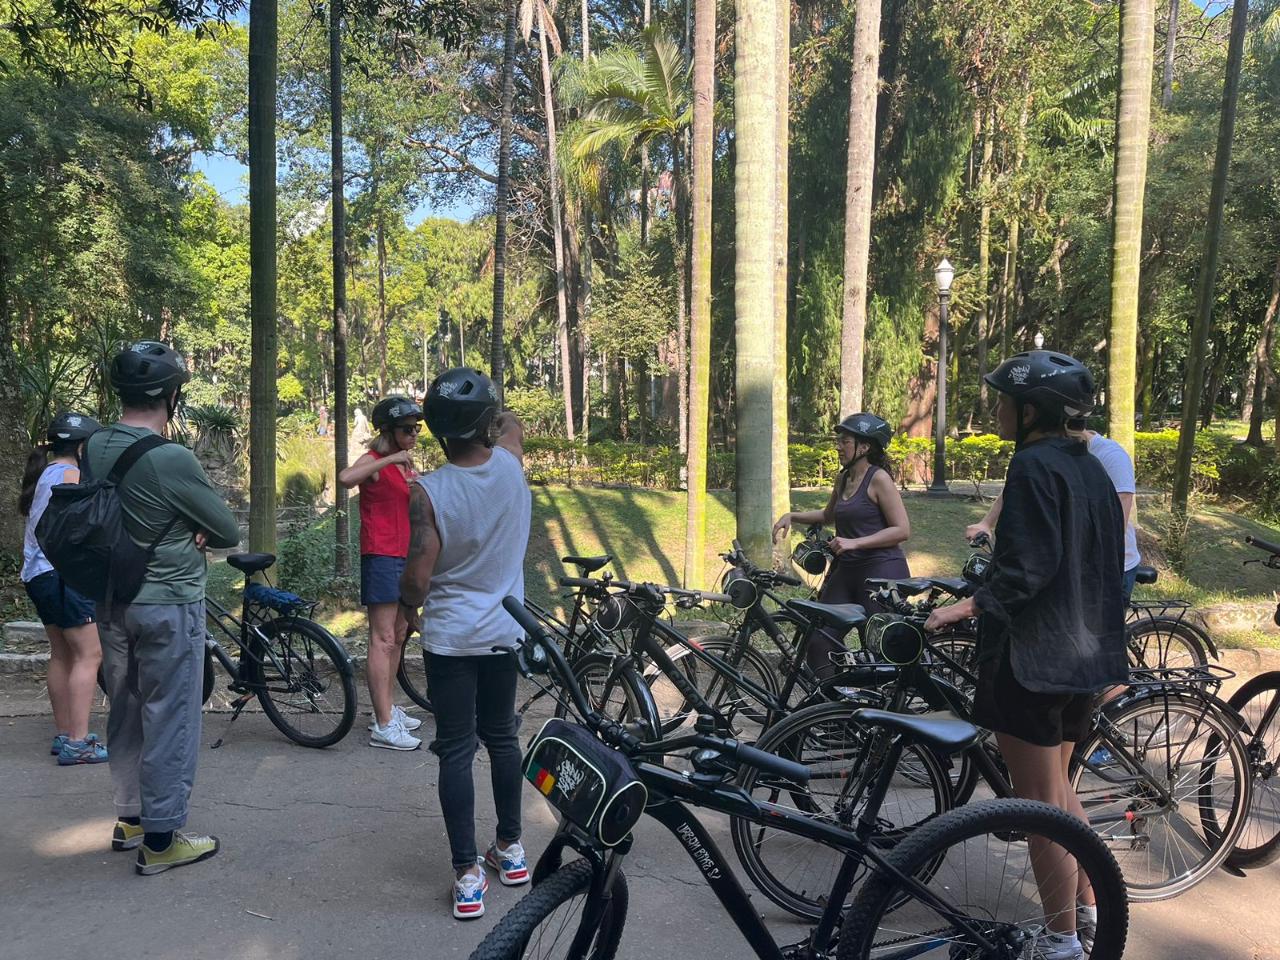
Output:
[{"xmin": 397, "ymin": 483, "xmax": 441, "ymax": 637}]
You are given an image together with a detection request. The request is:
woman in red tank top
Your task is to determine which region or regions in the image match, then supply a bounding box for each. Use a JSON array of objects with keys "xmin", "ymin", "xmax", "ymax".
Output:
[{"xmin": 338, "ymin": 395, "xmax": 425, "ymax": 750}]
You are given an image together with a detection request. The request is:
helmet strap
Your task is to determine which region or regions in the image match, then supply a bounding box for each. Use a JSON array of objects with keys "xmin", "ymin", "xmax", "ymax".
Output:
[{"xmin": 165, "ymin": 387, "xmax": 182, "ymax": 423}]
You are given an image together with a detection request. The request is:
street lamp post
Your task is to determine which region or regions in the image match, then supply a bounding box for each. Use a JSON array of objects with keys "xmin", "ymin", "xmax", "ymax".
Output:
[{"xmin": 928, "ymin": 259, "xmax": 955, "ymax": 495}]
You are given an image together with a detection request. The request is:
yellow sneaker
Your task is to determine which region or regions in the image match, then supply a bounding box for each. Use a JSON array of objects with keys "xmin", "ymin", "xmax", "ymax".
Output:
[
  {"xmin": 135, "ymin": 832, "xmax": 221, "ymax": 876},
  {"xmin": 112, "ymin": 820, "xmax": 144, "ymax": 851}
]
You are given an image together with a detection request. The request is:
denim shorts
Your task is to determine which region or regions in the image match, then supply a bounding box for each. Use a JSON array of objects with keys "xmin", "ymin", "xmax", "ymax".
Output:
[
  {"xmin": 24, "ymin": 570, "xmax": 96, "ymax": 629},
  {"xmin": 361, "ymin": 554, "xmax": 406, "ymax": 606}
]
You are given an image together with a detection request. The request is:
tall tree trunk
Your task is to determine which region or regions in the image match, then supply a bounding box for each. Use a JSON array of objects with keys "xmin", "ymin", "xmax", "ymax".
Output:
[
  {"xmin": 673, "ymin": 145, "xmax": 689, "ymax": 456},
  {"xmin": 838, "ymin": 0, "xmax": 881, "ymax": 416},
  {"xmin": 639, "ymin": 1, "xmax": 651, "ymax": 248},
  {"xmin": 491, "ymin": 0, "xmax": 517, "ymax": 403},
  {"xmin": 771, "ymin": 0, "xmax": 791, "ymax": 546},
  {"xmin": 538, "ymin": 8, "xmax": 576, "ymax": 440},
  {"xmin": 613, "ymin": 354, "xmax": 629, "ymax": 439},
  {"xmin": 248, "ymin": 0, "xmax": 278, "ymax": 556},
  {"xmin": 581, "ymin": 212, "xmax": 593, "ymax": 438},
  {"xmin": 1107, "ymin": 0, "xmax": 1156, "ymax": 457},
  {"xmin": 1171, "ymin": 0, "xmax": 1247, "ymax": 517},
  {"xmin": 1161, "ymin": 0, "xmax": 1179, "ymax": 110},
  {"xmin": 684, "ymin": 0, "xmax": 714, "ymax": 588},
  {"xmin": 330, "ymin": 0, "xmax": 351, "ymax": 576},
  {"xmin": 1139, "ymin": 332, "xmax": 1157, "ymax": 428},
  {"xmin": 581, "ymin": 0, "xmax": 589, "ymax": 60},
  {"xmin": 1002, "ymin": 84, "xmax": 1030, "ymax": 359},
  {"xmin": 376, "ymin": 210, "xmax": 388, "ymax": 395},
  {"xmin": 975, "ymin": 99, "xmax": 994, "ymax": 421},
  {"xmin": 1246, "ymin": 256, "xmax": 1280, "ymax": 446},
  {"xmin": 734, "ymin": 0, "xmax": 779, "ymax": 565},
  {"xmin": 0, "ymin": 195, "xmax": 26, "ymax": 554}
]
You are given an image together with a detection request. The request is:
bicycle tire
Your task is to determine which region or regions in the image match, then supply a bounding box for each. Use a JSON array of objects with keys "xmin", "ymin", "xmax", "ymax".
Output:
[
  {"xmin": 467, "ymin": 858, "xmax": 628, "ymax": 960},
  {"xmin": 661, "ymin": 636, "xmax": 782, "ymax": 739},
  {"xmin": 730, "ymin": 700, "xmax": 951, "ymax": 920},
  {"xmin": 96, "ymin": 645, "xmax": 216, "ymax": 706},
  {"xmin": 564, "ymin": 653, "xmax": 662, "ymax": 742},
  {"xmin": 396, "ymin": 642, "xmax": 432, "ymax": 713},
  {"xmin": 1125, "ymin": 616, "xmax": 1210, "ymax": 672},
  {"xmin": 838, "ymin": 798, "xmax": 1128, "ymax": 960},
  {"xmin": 1225, "ymin": 671, "xmax": 1280, "ymax": 868},
  {"xmin": 249, "ymin": 616, "xmax": 357, "ymax": 748},
  {"xmin": 1071, "ymin": 689, "xmax": 1250, "ymax": 900}
]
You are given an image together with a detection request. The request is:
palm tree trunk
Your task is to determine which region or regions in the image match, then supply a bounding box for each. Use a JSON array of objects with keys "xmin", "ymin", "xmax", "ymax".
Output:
[
  {"xmin": 838, "ymin": 0, "xmax": 881, "ymax": 416},
  {"xmin": 376, "ymin": 208, "xmax": 388, "ymax": 395},
  {"xmin": 330, "ymin": 0, "xmax": 351, "ymax": 576},
  {"xmin": 1171, "ymin": 0, "xmax": 1248, "ymax": 518},
  {"xmin": 975, "ymin": 100, "xmax": 994, "ymax": 421},
  {"xmin": 673, "ymin": 144, "xmax": 689, "ymax": 457},
  {"xmin": 248, "ymin": 0, "xmax": 278, "ymax": 556},
  {"xmin": 1107, "ymin": 0, "xmax": 1156, "ymax": 457},
  {"xmin": 1161, "ymin": 0, "xmax": 1179, "ymax": 110},
  {"xmin": 491, "ymin": 0, "xmax": 517, "ymax": 404},
  {"xmin": 684, "ymin": 0, "xmax": 714, "ymax": 589},
  {"xmin": 771, "ymin": 0, "xmax": 791, "ymax": 547},
  {"xmin": 581, "ymin": 0, "xmax": 589, "ymax": 60},
  {"xmin": 639, "ymin": 2, "xmax": 651, "ymax": 248},
  {"xmin": 1246, "ymin": 256, "xmax": 1280, "ymax": 446},
  {"xmin": 734, "ymin": 0, "xmax": 779, "ymax": 565},
  {"xmin": 538, "ymin": 8, "xmax": 576, "ymax": 441}
]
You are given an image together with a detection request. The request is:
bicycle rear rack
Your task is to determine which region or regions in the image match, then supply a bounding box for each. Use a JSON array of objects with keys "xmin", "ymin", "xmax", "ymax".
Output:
[{"xmin": 1124, "ymin": 663, "xmax": 1235, "ymax": 689}]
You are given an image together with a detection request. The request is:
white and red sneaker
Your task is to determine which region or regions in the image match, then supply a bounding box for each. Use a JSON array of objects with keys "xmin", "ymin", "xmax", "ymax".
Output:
[
  {"xmin": 453, "ymin": 863, "xmax": 489, "ymax": 920},
  {"xmin": 484, "ymin": 840, "xmax": 530, "ymax": 886}
]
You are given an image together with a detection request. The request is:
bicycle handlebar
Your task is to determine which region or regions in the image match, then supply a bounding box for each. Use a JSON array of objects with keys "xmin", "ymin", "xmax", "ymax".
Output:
[
  {"xmin": 558, "ymin": 575, "xmax": 733, "ymax": 605},
  {"xmin": 1246, "ymin": 535, "xmax": 1280, "ymax": 557},
  {"xmin": 501, "ymin": 596, "xmax": 807, "ymax": 784}
]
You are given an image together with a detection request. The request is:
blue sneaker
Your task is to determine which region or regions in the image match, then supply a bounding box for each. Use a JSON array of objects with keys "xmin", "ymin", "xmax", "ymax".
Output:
[
  {"xmin": 485, "ymin": 840, "xmax": 530, "ymax": 886},
  {"xmin": 453, "ymin": 862, "xmax": 489, "ymax": 920},
  {"xmin": 1088, "ymin": 747, "xmax": 1114, "ymax": 768},
  {"xmin": 51, "ymin": 733, "xmax": 69, "ymax": 756},
  {"xmin": 58, "ymin": 734, "xmax": 108, "ymax": 766}
]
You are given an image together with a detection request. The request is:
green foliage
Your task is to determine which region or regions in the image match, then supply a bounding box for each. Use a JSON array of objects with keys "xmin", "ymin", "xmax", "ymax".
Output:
[
  {"xmin": 276, "ymin": 434, "xmax": 332, "ymax": 507},
  {"xmin": 1133, "ymin": 430, "xmax": 1226, "ymax": 494},
  {"xmin": 277, "ymin": 509, "xmax": 359, "ymax": 605},
  {"xmin": 506, "ymin": 387, "xmax": 564, "ymax": 435},
  {"xmin": 947, "ymin": 434, "xmax": 1015, "ymax": 497}
]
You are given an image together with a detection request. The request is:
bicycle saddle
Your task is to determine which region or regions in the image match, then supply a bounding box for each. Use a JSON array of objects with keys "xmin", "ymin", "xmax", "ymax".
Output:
[
  {"xmin": 889, "ymin": 578, "xmax": 935, "ymax": 598},
  {"xmin": 562, "ymin": 555, "xmax": 612, "ymax": 574},
  {"xmin": 227, "ymin": 552, "xmax": 277, "ymax": 575},
  {"xmin": 787, "ymin": 600, "xmax": 867, "ymax": 631},
  {"xmin": 1134, "ymin": 565, "xmax": 1158, "ymax": 585},
  {"xmin": 927, "ymin": 576, "xmax": 972, "ymax": 597},
  {"xmin": 851, "ymin": 707, "xmax": 979, "ymax": 753}
]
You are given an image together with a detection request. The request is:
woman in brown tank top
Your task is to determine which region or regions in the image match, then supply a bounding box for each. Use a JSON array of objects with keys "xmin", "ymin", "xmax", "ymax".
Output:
[{"xmin": 773, "ymin": 413, "xmax": 911, "ymax": 673}]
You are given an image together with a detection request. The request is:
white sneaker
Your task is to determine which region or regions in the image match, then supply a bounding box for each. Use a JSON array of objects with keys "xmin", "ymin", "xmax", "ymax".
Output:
[
  {"xmin": 369, "ymin": 718, "xmax": 421, "ymax": 750},
  {"xmin": 1033, "ymin": 932, "xmax": 1084, "ymax": 960},
  {"xmin": 368, "ymin": 705, "xmax": 423, "ymax": 733},
  {"xmin": 1076, "ymin": 904, "xmax": 1096, "ymax": 955},
  {"xmin": 453, "ymin": 862, "xmax": 488, "ymax": 919}
]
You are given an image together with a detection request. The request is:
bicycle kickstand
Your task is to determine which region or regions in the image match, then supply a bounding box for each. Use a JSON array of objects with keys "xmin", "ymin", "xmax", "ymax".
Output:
[{"xmin": 210, "ymin": 692, "xmax": 255, "ymax": 750}]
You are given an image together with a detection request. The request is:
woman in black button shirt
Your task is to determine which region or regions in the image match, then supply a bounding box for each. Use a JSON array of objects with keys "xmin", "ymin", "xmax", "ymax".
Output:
[{"xmin": 925, "ymin": 351, "xmax": 1127, "ymax": 960}]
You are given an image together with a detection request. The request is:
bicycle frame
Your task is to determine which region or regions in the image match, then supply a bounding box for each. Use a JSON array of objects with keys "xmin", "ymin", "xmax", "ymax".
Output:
[{"xmin": 533, "ymin": 733, "xmax": 1008, "ymax": 960}]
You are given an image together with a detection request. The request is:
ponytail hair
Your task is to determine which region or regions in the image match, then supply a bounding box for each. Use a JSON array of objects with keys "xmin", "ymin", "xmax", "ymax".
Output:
[{"xmin": 18, "ymin": 446, "xmax": 49, "ymax": 517}]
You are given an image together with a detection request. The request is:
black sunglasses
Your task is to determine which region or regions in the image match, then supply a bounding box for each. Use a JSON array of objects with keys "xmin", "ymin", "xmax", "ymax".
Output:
[{"xmin": 396, "ymin": 423, "xmax": 422, "ymax": 435}]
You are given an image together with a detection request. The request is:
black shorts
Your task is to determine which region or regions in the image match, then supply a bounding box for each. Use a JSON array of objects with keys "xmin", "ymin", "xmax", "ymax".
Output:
[
  {"xmin": 24, "ymin": 570, "xmax": 96, "ymax": 630},
  {"xmin": 972, "ymin": 650, "xmax": 1095, "ymax": 748}
]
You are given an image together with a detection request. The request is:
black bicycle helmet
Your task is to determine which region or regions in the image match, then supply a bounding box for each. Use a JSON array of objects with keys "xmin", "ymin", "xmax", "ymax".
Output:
[
  {"xmin": 109, "ymin": 341, "xmax": 191, "ymax": 399},
  {"xmin": 836, "ymin": 412, "xmax": 893, "ymax": 450},
  {"xmin": 424, "ymin": 367, "xmax": 499, "ymax": 443},
  {"xmin": 46, "ymin": 411, "xmax": 102, "ymax": 443},
  {"xmin": 370, "ymin": 396, "xmax": 424, "ymax": 433},
  {"xmin": 984, "ymin": 350, "xmax": 1095, "ymax": 421}
]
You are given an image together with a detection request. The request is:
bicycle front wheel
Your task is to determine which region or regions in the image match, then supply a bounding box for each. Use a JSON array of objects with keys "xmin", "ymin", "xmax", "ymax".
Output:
[
  {"xmin": 467, "ymin": 859, "xmax": 628, "ymax": 960},
  {"xmin": 249, "ymin": 617, "xmax": 357, "ymax": 748},
  {"xmin": 1072, "ymin": 690, "xmax": 1250, "ymax": 899},
  {"xmin": 1226, "ymin": 672, "xmax": 1280, "ymax": 868},
  {"xmin": 839, "ymin": 798, "xmax": 1129, "ymax": 960},
  {"xmin": 730, "ymin": 701, "xmax": 951, "ymax": 920}
]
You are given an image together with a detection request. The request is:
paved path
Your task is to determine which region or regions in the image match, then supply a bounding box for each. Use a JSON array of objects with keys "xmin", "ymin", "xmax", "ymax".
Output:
[{"xmin": 1, "ymin": 685, "xmax": 1278, "ymax": 960}]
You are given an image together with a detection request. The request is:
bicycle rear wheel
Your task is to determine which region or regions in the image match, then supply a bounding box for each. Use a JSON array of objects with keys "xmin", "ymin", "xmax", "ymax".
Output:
[
  {"xmin": 658, "ymin": 636, "xmax": 781, "ymax": 740},
  {"xmin": 1071, "ymin": 690, "xmax": 1250, "ymax": 899},
  {"xmin": 1125, "ymin": 617, "xmax": 1210, "ymax": 672},
  {"xmin": 467, "ymin": 859, "xmax": 628, "ymax": 960},
  {"xmin": 1225, "ymin": 672, "xmax": 1280, "ymax": 868},
  {"xmin": 838, "ymin": 798, "xmax": 1128, "ymax": 960},
  {"xmin": 566, "ymin": 653, "xmax": 662, "ymax": 742},
  {"xmin": 396, "ymin": 643, "xmax": 432, "ymax": 712},
  {"xmin": 730, "ymin": 700, "xmax": 951, "ymax": 920},
  {"xmin": 249, "ymin": 616, "xmax": 357, "ymax": 748}
]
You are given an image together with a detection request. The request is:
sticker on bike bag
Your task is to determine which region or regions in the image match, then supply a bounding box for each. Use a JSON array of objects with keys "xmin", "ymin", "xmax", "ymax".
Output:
[{"xmin": 523, "ymin": 718, "xmax": 648, "ymax": 847}]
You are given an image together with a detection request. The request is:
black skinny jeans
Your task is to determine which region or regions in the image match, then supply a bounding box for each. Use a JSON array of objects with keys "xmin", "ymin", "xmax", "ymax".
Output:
[{"xmin": 425, "ymin": 650, "xmax": 524, "ymax": 871}]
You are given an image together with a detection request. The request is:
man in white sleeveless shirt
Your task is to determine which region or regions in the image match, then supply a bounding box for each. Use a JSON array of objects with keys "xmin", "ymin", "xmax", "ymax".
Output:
[{"xmin": 397, "ymin": 367, "xmax": 531, "ymax": 920}]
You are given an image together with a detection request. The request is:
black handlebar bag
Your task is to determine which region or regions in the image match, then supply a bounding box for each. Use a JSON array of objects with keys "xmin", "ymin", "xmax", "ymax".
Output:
[{"xmin": 523, "ymin": 718, "xmax": 648, "ymax": 847}]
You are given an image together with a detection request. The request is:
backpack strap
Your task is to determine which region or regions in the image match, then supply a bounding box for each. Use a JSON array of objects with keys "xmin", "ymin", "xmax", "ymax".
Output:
[
  {"xmin": 108, "ymin": 433, "xmax": 183, "ymax": 551},
  {"xmin": 107, "ymin": 433, "xmax": 171, "ymax": 484}
]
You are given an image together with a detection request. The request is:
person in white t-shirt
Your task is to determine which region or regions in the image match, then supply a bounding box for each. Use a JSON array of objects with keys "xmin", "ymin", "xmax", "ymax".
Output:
[
  {"xmin": 966, "ymin": 421, "xmax": 1140, "ymax": 602},
  {"xmin": 397, "ymin": 367, "xmax": 531, "ymax": 921}
]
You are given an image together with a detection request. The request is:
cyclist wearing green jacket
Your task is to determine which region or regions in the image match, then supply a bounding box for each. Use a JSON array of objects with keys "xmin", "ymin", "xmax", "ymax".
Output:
[{"xmin": 86, "ymin": 341, "xmax": 239, "ymax": 876}]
